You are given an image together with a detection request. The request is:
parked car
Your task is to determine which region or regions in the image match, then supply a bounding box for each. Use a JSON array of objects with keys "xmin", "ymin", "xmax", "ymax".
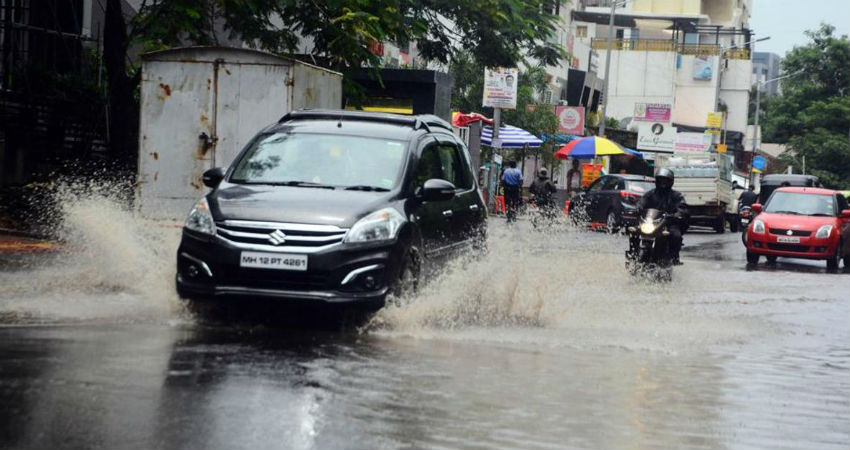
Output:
[
  {"xmin": 567, "ymin": 174, "xmax": 656, "ymax": 231},
  {"xmin": 176, "ymin": 110, "xmax": 487, "ymax": 310},
  {"xmin": 745, "ymin": 187, "xmax": 850, "ymax": 270}
]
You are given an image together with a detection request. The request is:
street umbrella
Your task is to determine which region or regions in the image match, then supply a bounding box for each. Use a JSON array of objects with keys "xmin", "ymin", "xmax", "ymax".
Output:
[{"xmin": 555, "ymin": 136, "xmax": 630, "ymax": 159}]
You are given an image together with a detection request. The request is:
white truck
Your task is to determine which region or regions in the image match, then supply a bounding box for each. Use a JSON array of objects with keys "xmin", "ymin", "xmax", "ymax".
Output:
[
  {"xmin": 662, "ymin": 154, "xmax": 737, "ymax": 233},
  {"xmin": 135, "ymin": 46, "xmax": 343, "ymax": 220}
]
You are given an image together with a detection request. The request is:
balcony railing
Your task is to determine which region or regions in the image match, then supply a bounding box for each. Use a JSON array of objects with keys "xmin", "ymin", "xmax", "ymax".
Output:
[{"xmin": 591, "ymin": 39, "xmax": 751, "ymax": 59}]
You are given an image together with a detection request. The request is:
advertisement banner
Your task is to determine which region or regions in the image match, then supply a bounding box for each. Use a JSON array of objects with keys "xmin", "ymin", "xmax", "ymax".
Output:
[
  {"xmin": 637, "ymin": 123, "xmax": 677, "ymax": 153},
  {"xmin": 706, "ymin": 112, "xmax": 723, "ymax": 128},
  {"xmin": 556, "ymin": 106, "xmax": 585, "ymax": 134},
  {"xmin": 483, "ymin": 67, "xmax": 519, "ymax": 109},
  {"xmin": 633, "ymin": 103, "xmax": 672, "ymax": 123},
  {"xmin": 581, "ymin": 163, "xmax": 603, "ymax": 188},
  {"xmin": 693, "ymin": 55, "xmax": 714, "ymax": 80},
  {"xmin": 675, "ymin": 132, "xmax": 713, "ymax": 153}
]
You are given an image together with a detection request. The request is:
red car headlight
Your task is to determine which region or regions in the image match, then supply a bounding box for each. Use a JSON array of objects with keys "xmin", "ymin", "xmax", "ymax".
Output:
[{"xmin": 815, "ymin": 225, "xmax": 833, "ymax": 238}]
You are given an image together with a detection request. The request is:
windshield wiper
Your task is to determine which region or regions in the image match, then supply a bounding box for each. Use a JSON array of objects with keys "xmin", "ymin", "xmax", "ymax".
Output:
[
  {"xmin": 771, "ymin": 210, "xmax": 800, "ymax": 215},
  {"xmin": 344, "ymin": 185, "xmax": 391, "ymax": 192},
  {"xmin": 246, "ymin": 180, "xmax": 336, "ymax": 189},
  {"xmin": 809, "ymin": 213, "xmax": 834, "ymax": 217}
]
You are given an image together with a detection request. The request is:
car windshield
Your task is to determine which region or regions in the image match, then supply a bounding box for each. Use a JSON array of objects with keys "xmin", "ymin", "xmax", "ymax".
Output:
[
  {"xmin": 626, "ymin": 181, "xmax": 655, "ymax": 193},
  {"xmin": 229, "ymin": 133, "xmax": 407, "ymax": 189},
  {"xmin": 764, "ymin": 191, "xmax": 836, "ymax": 216}
]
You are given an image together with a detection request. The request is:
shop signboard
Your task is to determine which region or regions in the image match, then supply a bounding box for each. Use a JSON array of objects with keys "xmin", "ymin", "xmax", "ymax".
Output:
[
  {"xmin": 637, "ymin": 123, "xmax": 677, "ymax": 153},
  {"xmin": 706, "ymin": 112, "xmax": 723, "ymax": 128},
  {"xmin": 633, "ymin": 103, "xmax": 672, "ymax": 123},
  {"xmin": 556, "ymin": 106, "xmax": 585, "ymax": 134},
  {"xmin": 483, "ymin": 67, "xmax": 518, "ymax": 109},
  {"xmin": 693, "ymin": 55, "xmax": 714, "ymax": 80},
  {"xmin": 675, "ymin": 132, "xmax": 713, "ymax": 154}
]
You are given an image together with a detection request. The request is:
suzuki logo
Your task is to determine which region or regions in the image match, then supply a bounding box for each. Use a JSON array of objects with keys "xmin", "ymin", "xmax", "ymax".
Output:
[
  {"xmin": 786, "ymin": 230, "xmax": 793, "ymax": 236},
  {"xmin": 268, "ymin": 230, "xmax": 287, "ymax": 245}
]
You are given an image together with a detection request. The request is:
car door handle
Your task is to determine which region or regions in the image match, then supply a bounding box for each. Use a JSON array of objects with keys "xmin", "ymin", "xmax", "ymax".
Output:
[
  {"xmin": 469, "ymin": 205, "xmax": 479, "ymax": 211},
  {"xmin": 442, "ymin": 210, "xmax": 453, "ymax": 217}
]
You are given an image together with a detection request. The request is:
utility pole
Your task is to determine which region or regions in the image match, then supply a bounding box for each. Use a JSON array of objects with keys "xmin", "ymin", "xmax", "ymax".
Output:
[
  {"xmin": 597, "ymin": 0, "xmax": 618, "ymax": 138},
  {"xmin": 748, "ymin": 69, "xmax": 803, "ymax": 185}
]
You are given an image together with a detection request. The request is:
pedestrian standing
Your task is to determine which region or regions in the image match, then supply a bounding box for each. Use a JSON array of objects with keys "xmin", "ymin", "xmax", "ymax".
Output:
[
  {"xmin": 501, "ymin": 161, "xmax": 523, "ymax": 223},
  {"xmin": 566, "ymin": 159, "xmax": 582, "ymax": 196}
]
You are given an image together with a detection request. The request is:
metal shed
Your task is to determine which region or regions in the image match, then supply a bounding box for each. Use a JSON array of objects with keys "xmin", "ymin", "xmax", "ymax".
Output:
[{"xmin": 135, "ymin": 46, "xmax": 343, "ymax": 219}]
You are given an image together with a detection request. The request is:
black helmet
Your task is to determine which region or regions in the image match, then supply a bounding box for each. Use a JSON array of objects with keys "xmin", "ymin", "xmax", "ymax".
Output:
[
  {"xmin": 538, "ymin": 168, "xmax": 548, "ymax": 178},
  {"xmin": 655, "ymin": 168, "xmax": 675, "ymax": 192}
]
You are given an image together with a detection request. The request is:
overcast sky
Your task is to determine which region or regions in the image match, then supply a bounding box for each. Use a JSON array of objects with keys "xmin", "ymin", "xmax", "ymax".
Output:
[{"xmin": 749, "ymin": 0, "xmax": 850, "ymax": 57}]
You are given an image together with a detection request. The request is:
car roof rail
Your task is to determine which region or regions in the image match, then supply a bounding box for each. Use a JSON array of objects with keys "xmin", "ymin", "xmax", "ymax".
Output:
[{"xmin": 279, "ymin": 109, "xmax": 452, "ymax": 132}]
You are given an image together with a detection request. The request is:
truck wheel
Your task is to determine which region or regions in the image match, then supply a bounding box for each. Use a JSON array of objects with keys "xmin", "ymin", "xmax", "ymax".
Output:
[
  {"xmin": 729, "ymin": 216, "xmax": 739, "ymax": 233},
  {"xmin": 746, "ymin": 251, "xmax": 760, "ymax": 265},
  {"xmin": 714, "ymin": 217, "xmax": 725, "ymax": 234}
]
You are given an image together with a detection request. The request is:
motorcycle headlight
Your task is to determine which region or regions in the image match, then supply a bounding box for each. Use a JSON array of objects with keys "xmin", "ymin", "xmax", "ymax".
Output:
[
  {"xmin": 639, "ymin": 221, "xmax": 657, "ymax": 234},
  {"xmin": 344, "ymin": 208, "xmax": 405, "ymax": 244},
  {"xmin": 752, "ymin": 219, "xmax": 765, "ymax": 234},
  {"xmin": 185, "ymin": 197, "xmax": 216, "ymax": 235},
  {"xmin": 815, "ymin": 224, "xmax": 833, "ymax": 238}
]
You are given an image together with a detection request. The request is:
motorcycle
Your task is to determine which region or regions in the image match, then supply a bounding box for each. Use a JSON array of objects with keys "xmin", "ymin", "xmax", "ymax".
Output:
[
  {"xmin": 625, "ymin": 208, "xmax": 674, "ymax": 282},
  {"xmin": 738, "ymin": 205, "xmax": 752, "ymax": 245}
]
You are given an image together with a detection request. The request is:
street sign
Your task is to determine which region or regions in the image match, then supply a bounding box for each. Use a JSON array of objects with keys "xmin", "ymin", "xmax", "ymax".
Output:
[
  {"xmin": 706, "ymin": 112, "xmax": 723, "ymax": 128},
  {"xmin": 753, "ymin": 155, "xmax": 767, "ymax": 171},
  {"xmin": 716, "ymin": 143, "xmax": 728, "ymax": 154},
  {"xmin": 483, "ymin": 67, "xmax": 518, "ymax": 109}
]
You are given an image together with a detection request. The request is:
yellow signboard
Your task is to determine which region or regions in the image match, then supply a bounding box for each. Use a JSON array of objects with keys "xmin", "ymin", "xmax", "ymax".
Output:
[{"xmin": 706, "ymin": 112, "xmax": 723, "ymax": 128}]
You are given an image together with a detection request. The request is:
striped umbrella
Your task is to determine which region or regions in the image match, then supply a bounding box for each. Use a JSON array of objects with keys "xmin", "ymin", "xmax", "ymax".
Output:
[
  {"xmin": 481, "ymin": 124, "xmax": 543, "ymax": 148},
  {"xmin": 555, "ymin": 136, "xmax": 634, "ymax": 159}
]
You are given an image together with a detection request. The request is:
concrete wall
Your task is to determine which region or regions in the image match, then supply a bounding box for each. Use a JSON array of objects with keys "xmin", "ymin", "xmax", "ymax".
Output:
[
  {"xmin": 673, "ymin": 54, "xmax": 720, "ymax": 127},
  {"xmin": 633, "ymin": 0, "xmax": 702, "ymax": 14},
  {"xmin": 602, "ymin": 49, "xmax": 677, "ymax": 120},
  {"xmin": 720, "ymin": 58, "xmax": 753, "ymax": 132}
]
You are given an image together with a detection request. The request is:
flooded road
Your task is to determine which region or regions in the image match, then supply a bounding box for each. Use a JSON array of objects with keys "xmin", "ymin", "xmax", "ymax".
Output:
[{"xmin": 0, "ymin": 204, "xmax": 848, "ymax": 450}]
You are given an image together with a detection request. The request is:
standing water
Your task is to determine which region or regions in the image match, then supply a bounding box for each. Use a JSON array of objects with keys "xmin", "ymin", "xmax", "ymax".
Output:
[{"xmin": 0, "ymin": 191, "xmax": 847, "ymax": 450}]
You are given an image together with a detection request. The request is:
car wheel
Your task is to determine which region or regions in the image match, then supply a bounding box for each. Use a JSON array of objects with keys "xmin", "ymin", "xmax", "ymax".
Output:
[
  {"xmin": 391, "ymin": 246, "xmax": 421, "ymax": 300},
  {"xmin": 827, "ymin": 243, "xmax": 841, "ymax": 271},
  {"xmin": 746, "ymin": 251, "xmax": 760, "ymax": 265},
  {"xmin": 606, "ymin": 210, "xmax": 619, "ymax": 234},
  {"xmin": 766, "ymin": 255, "xmax": 777, "ymax": 264}
]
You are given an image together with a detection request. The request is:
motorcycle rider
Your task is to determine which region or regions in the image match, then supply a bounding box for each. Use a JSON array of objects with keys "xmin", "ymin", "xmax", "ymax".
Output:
[
  {"xmin": 738, "ymin": 184, "xmax": 758, "ymax": 209},
  {"xmin": 529, "ymin": 168, "xmax": 557, "ymax": 209},
  {"xmin": 636, "ymin": 168, "xmax": 688, "ymax": 265}
]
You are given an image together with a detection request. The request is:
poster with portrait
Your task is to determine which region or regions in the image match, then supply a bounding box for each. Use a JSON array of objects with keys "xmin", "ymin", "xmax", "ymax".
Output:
[
  {"xmin": 483, "ymin": 67, "xmax": 519, "ymax": 109},
  {"xmin": 693, "ymin": 55, "xmax": 714, "ymax": 80}
]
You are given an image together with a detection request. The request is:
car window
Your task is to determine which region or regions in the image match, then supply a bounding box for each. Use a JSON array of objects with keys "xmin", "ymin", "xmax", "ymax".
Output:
[
  {"xmin": 587, "ymin": 177, "xmax": 606, "ymax": 192},
  {"xmin": 602, "ymin": 177, "xmax": 620, "ymax": 191},
  {"xmin": 412, "ymin": 144, "xmax": 444, "ymax": 190},
  {"xmin": 230, "ymin": 133, "xmax": 406, "ymax": 189},
  {"xmin": 764, "ymin": 192, "xmax": 836, "ymax": 216},
  {"xmin": 836, "ymin": 194, "xmax": 849, "ymax": 212},
  {"xmin": 436, "ymin": 143, "xmax": 470, "ymax": 190},
  {"xmin": 626, "ymin": 180, "xmax": 654, "ymax": 193}
]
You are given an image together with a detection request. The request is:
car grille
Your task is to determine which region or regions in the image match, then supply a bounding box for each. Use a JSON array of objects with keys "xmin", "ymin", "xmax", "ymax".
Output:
[
  {"xmin": 767, "ymin": 243, "xmax": 810, "ymax": 253},
  {"xmin": 219, "ymin": 268, "xmax": 332, "ymax": 291},
  {"xmin": 769, "ymin": 228, "xmax": 811, "ymax": 237},
  {"xmin": 216, "ymin": 220, "xmax": 348, "ymax": 249}
]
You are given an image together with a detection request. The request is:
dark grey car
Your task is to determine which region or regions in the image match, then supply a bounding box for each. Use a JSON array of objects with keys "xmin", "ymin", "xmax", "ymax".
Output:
[{"xmin": 176, "ymin": 110, "xmax": 486, "ymax": 310}]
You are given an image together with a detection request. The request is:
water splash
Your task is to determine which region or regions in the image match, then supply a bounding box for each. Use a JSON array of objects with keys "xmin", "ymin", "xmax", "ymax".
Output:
[{"xmin": 0, "ymin": 180, "xmax": 188, "ymax": 324}]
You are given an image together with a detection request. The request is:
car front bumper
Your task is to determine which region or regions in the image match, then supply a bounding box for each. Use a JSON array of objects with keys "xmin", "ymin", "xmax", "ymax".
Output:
[
  {"xmin": 175, "ymin": 230, "xmax": 404, "ymax": 308},
  {"xmin": 746, "ymin": 232, "xmax": 839, "ymax": 260}
]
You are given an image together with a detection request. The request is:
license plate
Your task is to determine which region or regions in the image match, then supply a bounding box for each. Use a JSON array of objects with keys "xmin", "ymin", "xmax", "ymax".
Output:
[
  {"xmin": 776, "ymin": 236, "xmax": 800, "ymax": 244},
  {"xmin": 240, "ymin": 252, "xmax": 308, "ymax": 271}
]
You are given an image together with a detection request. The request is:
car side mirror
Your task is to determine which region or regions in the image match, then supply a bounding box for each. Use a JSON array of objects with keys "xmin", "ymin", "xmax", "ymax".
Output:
[
  {"xmin": 751, "ymin": 203, "xmax": 762, "ymax": 214},
  {"xmin": 202, "ymin": 167, "xmax": 225, "ymax": 188},
  {"xmin": 841, "ymin": 209, "xmax": 850, "ymax": 219},
  {"xmin": 418, "ymin": 178, "xmax": 456, "ymax": 202}
]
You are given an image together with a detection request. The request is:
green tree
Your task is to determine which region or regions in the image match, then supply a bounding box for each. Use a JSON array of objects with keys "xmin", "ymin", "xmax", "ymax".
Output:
[{"xmin": 762, "ymin": 24, "xmax": 850, "ymax": 188}]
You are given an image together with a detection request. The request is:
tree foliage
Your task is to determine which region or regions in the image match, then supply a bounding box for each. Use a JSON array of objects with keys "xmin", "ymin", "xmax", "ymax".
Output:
[
  {"xmin": 129, "ymin": 0, "xmax": 566, "ymax": 70},
  {"xmin": 762, "ymin": 24, "xmax": 850, "ymax": 188}
]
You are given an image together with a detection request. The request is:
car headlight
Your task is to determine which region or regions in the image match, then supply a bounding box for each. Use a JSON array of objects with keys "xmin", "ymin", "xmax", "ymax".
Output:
[
  {"xmin": 752, "ymin": 219, "xmax": 765, "ymax": 234},
  {"xmin": 185, "ymin": 197, "xmax": 216, "ymax": 235},
  {"xmin": 815, "ymin": 224, "xmax": 833, "ymax": 238},
  {"xmin": 639, "ymin": 221, "xmax": 657, "ymax": 234},
  {"xmin": 344, "ymin": 208, "xmax": 405, "ymax": 244}
]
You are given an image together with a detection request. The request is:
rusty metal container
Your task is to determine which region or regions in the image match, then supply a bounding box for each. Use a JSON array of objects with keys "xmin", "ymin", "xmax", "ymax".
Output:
[{"xmin": 135, "ymin": 47, "xmax": 342, "ymax": 219}]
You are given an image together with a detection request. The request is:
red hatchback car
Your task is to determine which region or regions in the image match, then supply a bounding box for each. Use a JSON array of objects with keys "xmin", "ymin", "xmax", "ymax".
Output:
[{"xmin": 745, "ymin": 187, "xmax": 850, "ymax": 270}]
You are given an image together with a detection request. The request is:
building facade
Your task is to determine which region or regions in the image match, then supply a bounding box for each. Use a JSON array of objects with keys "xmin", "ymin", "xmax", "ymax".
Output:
[{"xmin": 752, "ymin": 51, "xmax": 782, "ymax": 95}]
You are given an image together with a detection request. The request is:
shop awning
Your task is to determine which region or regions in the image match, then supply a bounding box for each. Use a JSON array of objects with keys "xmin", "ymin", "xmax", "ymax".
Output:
[{"xmin": 481, "ymin": 124, "xmax": 543, "ymax": 148}]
